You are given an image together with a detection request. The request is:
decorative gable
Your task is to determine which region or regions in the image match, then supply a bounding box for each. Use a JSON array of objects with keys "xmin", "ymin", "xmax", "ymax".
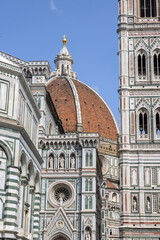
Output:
[{"xmin": 46, "ymin": 207, "xmax": 75, "ymax": 240}]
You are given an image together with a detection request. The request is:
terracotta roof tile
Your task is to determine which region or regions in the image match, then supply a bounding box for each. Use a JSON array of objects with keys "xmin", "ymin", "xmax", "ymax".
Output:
[
  {"xmin": 47, "ymin": 77, "xmax": 118, "ymax": 140},
  {"xmin": 106, "ymin": 180, "xmax": 117, "ymax": 189}
]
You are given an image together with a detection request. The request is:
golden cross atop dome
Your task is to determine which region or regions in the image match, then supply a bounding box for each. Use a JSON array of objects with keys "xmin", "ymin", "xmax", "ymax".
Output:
[{"xmin": 62, "ymin": 35, "xmax": 67, "ymax": 45}]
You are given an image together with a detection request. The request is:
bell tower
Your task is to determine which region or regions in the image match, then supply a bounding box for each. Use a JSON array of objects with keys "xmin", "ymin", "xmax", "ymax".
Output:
[{"xmin": 118, "ymin": 0, "xmax": 160, "ymax": 239}]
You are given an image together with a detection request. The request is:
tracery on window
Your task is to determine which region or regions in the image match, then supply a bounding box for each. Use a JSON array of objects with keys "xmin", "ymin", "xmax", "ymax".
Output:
[
  {"xmin": 86, "ymin": 151, "xmax": 93, "ymax": 167},
  {"xmin": 85, "ymin": 196, "xmax": 93, "ymax": 209},
  {"xmin": 140, "ymin": 0, "xmax": 157, "ymax": 18},
  {"xmin": 138, "ymin": 108, "xmax": 149, "ymax": 138},
  {"xmin": 138, "ymin": 52, "xmax": 146, "ymax": 77},
  {"xmin": 154, "ymin": 52, "xmax": 160, "ymax": 76},
  {"xmin": 155, "ymin": 109, "xmax": 160, "ymax": 137},
  {"xmin": 85, "ymin": 179, "xmax": 92, "ymax": 191}
]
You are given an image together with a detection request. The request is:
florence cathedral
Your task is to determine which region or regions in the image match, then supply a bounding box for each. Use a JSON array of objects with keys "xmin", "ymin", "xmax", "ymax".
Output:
[{"xmin": 0, "ymin": 1, "xmax": 160, "ymax": 240}]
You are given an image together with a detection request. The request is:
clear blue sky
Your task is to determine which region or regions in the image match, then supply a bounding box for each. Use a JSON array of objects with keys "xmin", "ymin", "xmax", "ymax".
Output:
[{"xmin": 0, "ymin": 0, "xmax": 119, "ymax": 126}]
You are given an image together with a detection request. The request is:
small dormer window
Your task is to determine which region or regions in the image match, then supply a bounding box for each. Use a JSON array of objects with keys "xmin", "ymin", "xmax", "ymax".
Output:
[{"xmin": 140, "ymin": 0, "xmax": 157, "ymax": 18}]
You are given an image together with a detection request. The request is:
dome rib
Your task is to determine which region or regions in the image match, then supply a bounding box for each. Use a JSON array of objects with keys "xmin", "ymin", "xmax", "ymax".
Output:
[
  {"xmin": 47, "ymin": 77, "xmax": 118, "ymax": 140},
  {"xmin": 73, "ymin": 79, "xmax": 119, "ymax": 135},
  {"xmin": 65, "ymin": 77, "xmax": 83, "ymax": 132}
]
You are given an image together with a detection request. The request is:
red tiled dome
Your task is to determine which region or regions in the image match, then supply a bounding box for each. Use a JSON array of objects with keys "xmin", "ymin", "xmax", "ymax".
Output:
[{"xmin": 47, "ymin": 77, "xmax": 118, "ymax": 141}]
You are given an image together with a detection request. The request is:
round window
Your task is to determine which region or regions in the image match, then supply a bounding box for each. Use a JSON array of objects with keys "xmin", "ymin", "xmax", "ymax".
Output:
[
  {"xmin": 48, "ymin": 181, "xmax": 75, "ymax": 208},
  {"xmin": 54, "ymin": 186, "xmax": 70, "ymax": 203}
]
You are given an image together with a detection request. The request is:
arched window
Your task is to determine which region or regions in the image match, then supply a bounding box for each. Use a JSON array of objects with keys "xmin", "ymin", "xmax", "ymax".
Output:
[
  {"xmin": 138, "ymin": 52, "xmax": 146, "ymax": 77},
  {"xmin": 86, "ymin": 151, "xmax": 93, "ymax": 167},
  {"xmin": 140, "ymin": 0, "xmax": 157, "ymax": 18},
  {"xmin": 85, "ymin": 196, "xmax": 88, "ymax": 209},
  {"xmin": 85, "ymin": 179, "xmax": 92, "ymax": 191},
  {"xmin": 67, "ymin": 65, "xmax": 69, "ymax": 74},
  {"xmin": 89, "ymin": 179, "xmax": 92, "ymax": 191},
  {"xmin": 89, "ymin": 152, "xmax": 93, "ymax": 166},
  {"xmin": 61, "ymin": 64, "xmax": 64, "ymax": 75},
  {"xmin": 86, "ymin": 152, "xmax": 89, "ymax": 166},
  {"xmin": 156, "ymin": 110, "xmax": 160, "ymax": 135},
  {"xmin": 89, "ymin": 196, "xmax": 92, "ymax": 209},
  {"xmin": 85, "ymin": 179, "xmax": 88, "ymax": 191},
  {"xmin": 139, "ymin": 110, "xmax": 148, "ymax": 135},
  {"xmin": 0, "ymin": 147, "xmax": 8, "ymax": 220},
  {"xmin": 154, "ymin": 52, "xmax": 160, "ymax": 76}
]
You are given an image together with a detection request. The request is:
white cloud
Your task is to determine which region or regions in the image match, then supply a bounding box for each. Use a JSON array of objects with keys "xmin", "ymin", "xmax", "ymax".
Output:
[{"xmin": 50, "ymin": 0, "xmax": 62, "ymax": 13}]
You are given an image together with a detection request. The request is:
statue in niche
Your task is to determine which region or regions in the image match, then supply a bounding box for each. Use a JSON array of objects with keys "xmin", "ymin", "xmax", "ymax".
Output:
[
  {"xmin": 59, "ymin": 155, "xmax": 65, "ymax": 168},
  {"xmin": 70, "ymin": 155, "xmax": 76, "ymax": 168},
  {"xmin": 147, "ymin": 197, "xmax": 150, "ymax": 211},
  {"xmin": 133, "ymin": 197, "xmax": 137, "ymax": 211},
  {"xmin": 85, "ymin": 232, "xmax": 91, "ymax": 240},
  {"xmin": 48, "ymin": 154, "xmax": 54, "ymax": 169}
]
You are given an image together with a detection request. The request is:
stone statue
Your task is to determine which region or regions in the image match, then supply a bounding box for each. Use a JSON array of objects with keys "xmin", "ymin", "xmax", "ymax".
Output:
[
  {"xmin": 133, "ymin": 198, "xmax": 137, "ymax": 211},
  {"xmin": 85, "ymin": 232, "xmax": 90, "ymax": 240},
  {"xmin": 70, "ymin": 155, "xmax": 75, "ymax": 168},
  {"xmin": 59, "ymin": 155, "xmax": 65, "ymax": 168},
  {"xmin": 147, "ymin": 198, "xmax": 150, "ymax": 210},
  {"xmin": 59, "ymin": 197, "xmax": 63, "ymax": 206},
  {"xmin": 49, "ymin": 155, "xmax": 54, "ymax": 169}
]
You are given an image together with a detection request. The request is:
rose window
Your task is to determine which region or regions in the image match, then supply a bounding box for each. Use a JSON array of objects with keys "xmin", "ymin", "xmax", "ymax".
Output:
[
  {"xmin": 54, "ymin": 187, "xmax": 70, "ymax": 202},
  {"xmin": 48, "ymin": 181, "xmax": 75, "ymax": 207}
]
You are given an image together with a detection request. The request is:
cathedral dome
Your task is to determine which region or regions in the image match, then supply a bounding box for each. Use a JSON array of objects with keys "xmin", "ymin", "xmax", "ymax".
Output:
[
  {"xmin": 47, "ymin": 77, "xmax": 118, "ymax": 141},
  {"xmin": 47, "ymin": 36, "xmax": 118, "ymax": 141}
]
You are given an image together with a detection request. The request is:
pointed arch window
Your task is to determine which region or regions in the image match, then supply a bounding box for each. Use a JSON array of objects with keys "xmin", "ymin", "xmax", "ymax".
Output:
[
  {"xmin": 89, "ymin": 179, "xmax": 92, "ymax": 191},
  {"xmin": 85, "ymin": 179, "xmax": 89, "ymax": 191},
  {"xmin": 139, "ymin": 110, "xmax": 148, "ymax": 135},
  {"xmin": 89, "ymin": 196, "xmax": 92, "ymax": 209},
  {"xmin": 140, "ymin": 0, "xmax": 157, "ymax": 18},
  {"xmin": 85, "ymin": 196, "xmax": 93, "ymax": 209},
  {"xmin": 89, "ymin": 152, "xmax": 93, "ymax": 166},
  {"xmin": 86, "ymin": 152, "xmax": 89, "ymax": 166},
  {"xmin": 156, "ymin": 110, "xmax": 160, "ymax": 136},
  {"xmin": 154, "ymin": 52, "xmax": 160, "ymax": 76},
  {"xmin": 85, "ymin": 151, "xmax": 93, "ymax": 167},
  {"xmin": 85, "ymin": 196, "xmax": 88, "ymax": 209},
  {"xmin": 85, "ymin": 179, "xmax": 93, "ymax": 191},
  {"xmin": 138, "ymin": 52, "xmax": 146, "ymax": 77}
]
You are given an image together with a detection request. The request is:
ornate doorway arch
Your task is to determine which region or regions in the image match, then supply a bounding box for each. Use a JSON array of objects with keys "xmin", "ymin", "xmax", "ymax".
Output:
[{"xmin": 52, "ymin": 233, "xmax": 70, "ymax": 240}]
